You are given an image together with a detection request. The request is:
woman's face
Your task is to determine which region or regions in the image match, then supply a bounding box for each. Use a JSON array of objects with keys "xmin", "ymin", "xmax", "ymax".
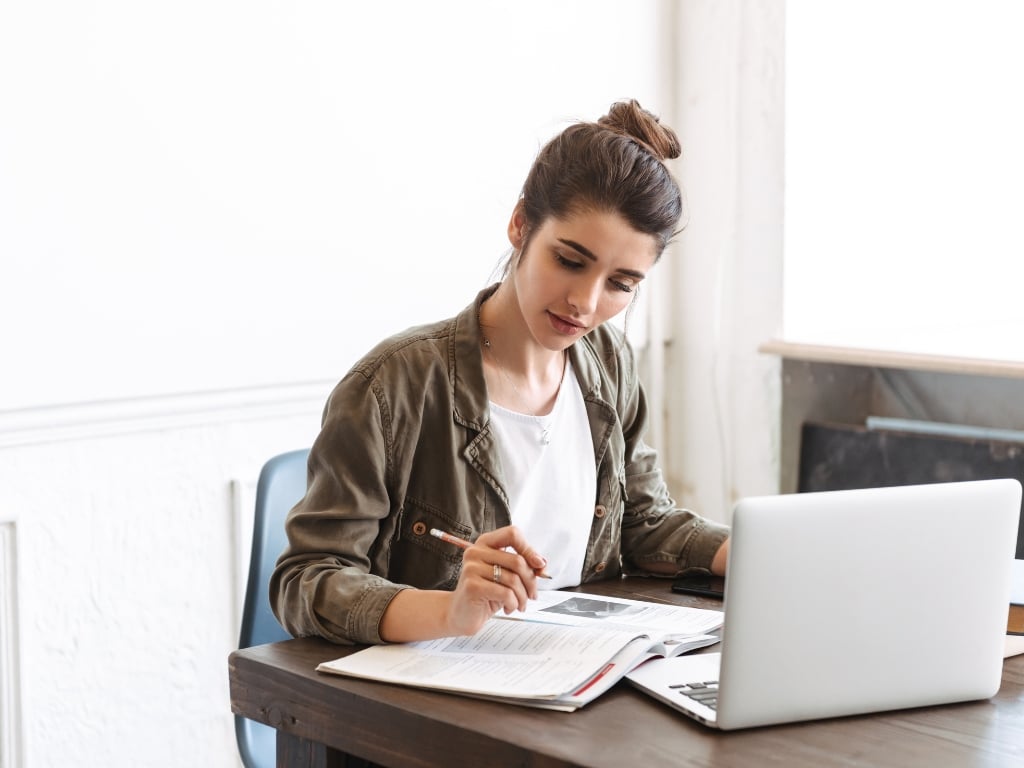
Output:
[{"xmin": 509, "ymin": 207, "xmax": 660, "ymax": 351}]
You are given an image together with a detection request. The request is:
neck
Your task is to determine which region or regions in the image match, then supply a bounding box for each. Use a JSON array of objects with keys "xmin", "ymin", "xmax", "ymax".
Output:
[
  {"xmin": 479, "ymin": 281, "xmax": 563, "ymax": 380},
  {"xmin": 479, "ymin": 283, "xmax": 567, "ymax": 416}
]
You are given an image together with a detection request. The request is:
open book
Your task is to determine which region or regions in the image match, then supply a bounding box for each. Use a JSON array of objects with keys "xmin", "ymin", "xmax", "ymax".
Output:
[{"xmin": 316, "ymin": 590, "xmax": 723, "ymax": 711}]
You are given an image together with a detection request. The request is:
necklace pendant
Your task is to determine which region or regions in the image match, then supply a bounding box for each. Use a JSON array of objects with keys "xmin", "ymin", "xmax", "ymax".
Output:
[{"xmin": 540, "ymin": 427, "xmax": 551, "ymax": 446}]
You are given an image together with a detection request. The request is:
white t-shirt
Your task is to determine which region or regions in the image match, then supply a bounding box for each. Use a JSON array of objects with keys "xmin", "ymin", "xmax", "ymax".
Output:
[{"xmin": 487, "ymin": 362, "xmax": 596, "ymax": 589}]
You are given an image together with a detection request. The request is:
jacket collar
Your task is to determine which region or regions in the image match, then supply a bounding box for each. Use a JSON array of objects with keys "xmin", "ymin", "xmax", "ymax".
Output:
[{"xmin": 450, "ymin": 285, "xmax": 497, "ymax": 433}]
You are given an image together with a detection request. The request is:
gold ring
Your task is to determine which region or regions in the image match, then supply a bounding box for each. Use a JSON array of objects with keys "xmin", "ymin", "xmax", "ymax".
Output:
[{"xmin": 493, "ymin": 563, "xmax": 502, "ymax": 584}]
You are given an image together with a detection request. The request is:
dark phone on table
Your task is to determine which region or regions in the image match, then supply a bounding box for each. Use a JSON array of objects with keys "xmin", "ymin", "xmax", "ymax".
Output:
[{"xmin": 671, "ymin": 572, "xmax": 725, "ymax": 599}]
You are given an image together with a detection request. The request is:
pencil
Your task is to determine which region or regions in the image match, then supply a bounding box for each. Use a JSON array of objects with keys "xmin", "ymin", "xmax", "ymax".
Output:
[{"xmin": 429, "ymin": 528, "xmax": 552, "ymax": 579}]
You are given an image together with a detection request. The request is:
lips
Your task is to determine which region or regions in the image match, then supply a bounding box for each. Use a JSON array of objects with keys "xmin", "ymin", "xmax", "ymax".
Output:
[{"xmin": 548, "ymin": 311, "xmax": 585, "ymax": 336}]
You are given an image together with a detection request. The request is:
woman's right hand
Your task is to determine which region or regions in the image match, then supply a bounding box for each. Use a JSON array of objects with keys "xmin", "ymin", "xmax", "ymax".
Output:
[
  {"xmin": 378, "ymin": 526, "xmax": 548, "ymax": 642},
  {"xmin": 442, "ymin": 525, "xmax": 549, "ymax": 636}
]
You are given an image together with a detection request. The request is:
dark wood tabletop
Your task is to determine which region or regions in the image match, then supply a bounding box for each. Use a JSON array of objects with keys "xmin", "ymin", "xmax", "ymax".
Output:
[{"xmin": 229, "ymin": 579, "xmax": 1024, "ymax": 768}]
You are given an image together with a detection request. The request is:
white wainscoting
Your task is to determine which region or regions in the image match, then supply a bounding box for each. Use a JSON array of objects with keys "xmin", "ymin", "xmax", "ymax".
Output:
[
  {"xmin": 0, "ymin": 382, "xmax": 331, "ymax": 450},
  {"xmin": 0, "ymin": 382, "xmax": 328, "ymax": 767}
]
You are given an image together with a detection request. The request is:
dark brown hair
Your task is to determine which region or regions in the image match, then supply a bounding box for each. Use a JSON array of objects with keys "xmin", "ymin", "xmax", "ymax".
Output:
[{"xmin": 517, "ymin": 99, "xmax": 683, "ymax": 259}]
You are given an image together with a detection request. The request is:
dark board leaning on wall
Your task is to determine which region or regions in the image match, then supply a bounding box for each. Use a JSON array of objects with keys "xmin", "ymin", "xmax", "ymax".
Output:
[{"xmin": 798, "ymin": 421, "xmax": 1024, "ymax": 559}]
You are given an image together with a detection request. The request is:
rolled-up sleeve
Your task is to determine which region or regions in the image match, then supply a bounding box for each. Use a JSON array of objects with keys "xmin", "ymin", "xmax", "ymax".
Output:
[
  {"xmin": 613, "ymin": 340, "xmax": 730, "ymax": 573},
  {"xmin": 270, "ymin": 371, "xmax": 409, "ymax": 645}
]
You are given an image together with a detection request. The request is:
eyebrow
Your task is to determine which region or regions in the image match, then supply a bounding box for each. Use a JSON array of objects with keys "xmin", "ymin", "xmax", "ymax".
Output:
[{"xmin": 558, "ymin": 238, "xmax": 648, "ymax": 280}]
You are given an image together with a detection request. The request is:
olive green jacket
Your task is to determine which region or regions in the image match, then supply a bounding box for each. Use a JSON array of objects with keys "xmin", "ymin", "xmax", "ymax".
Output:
[{"xmin": 270, "ymin": 286, "xmax": 729, "ymax": 644}]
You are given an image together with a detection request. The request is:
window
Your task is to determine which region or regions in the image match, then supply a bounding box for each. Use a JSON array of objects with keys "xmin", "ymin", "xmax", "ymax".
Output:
[{"xmin": 784, "ymin": 1, "xmax": 1024, "ymax": 362}]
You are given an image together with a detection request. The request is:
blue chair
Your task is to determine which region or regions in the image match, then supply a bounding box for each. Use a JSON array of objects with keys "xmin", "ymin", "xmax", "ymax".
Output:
[{"xmin": 236, "ymin": 448, "xmax": 309, "ymax": 768}]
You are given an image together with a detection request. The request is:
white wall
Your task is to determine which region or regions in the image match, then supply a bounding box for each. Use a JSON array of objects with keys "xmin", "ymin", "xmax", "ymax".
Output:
[
  {"xmin": 0, "ymin": 0, "xmax": 666, "ymax": 412},
  {"xmin": 0, "ymin": 2, "xmax": 684, "ymax": 766}
]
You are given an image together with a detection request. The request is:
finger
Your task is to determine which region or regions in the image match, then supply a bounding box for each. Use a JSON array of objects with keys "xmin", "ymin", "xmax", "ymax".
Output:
[
  {"xmin": 514, "ymin": 544, "xmax": 551, "ymax": 581},
  {"xmin": 452, "ymin": 565, "xmax": 515, "ymax": 624},
  {"xmin": 476, "ymin": 526, "xmax": 549, "ymax": 581},
  {"xmin": 461, "ymin": 532, "xmax": 534, "ymax": 584},
  {"xmin": 492, "ymin": 551, "xmax": 538, "ymax": 602},
  {"xmin": 466, "ymin": 558, "xmax": 529, "ymax": 613},
  {"xmin": 489, "ymin": 562, "xmax": 527, "ymax": 613}
]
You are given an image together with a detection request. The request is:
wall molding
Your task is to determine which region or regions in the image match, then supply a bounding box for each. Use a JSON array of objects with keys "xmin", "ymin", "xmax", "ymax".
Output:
[
  {"xmin": 0, "ymin": 380, "xmax": 334, "ymax": 449},
  {"xmin": 0, "ymin": 521, "xmax": 21, "ymax": 768}
]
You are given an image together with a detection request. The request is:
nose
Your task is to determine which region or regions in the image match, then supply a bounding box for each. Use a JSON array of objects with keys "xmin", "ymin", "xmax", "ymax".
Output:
[{"xmin": 567, "ymin": 276, "xmax": 602, "ymax": 316}]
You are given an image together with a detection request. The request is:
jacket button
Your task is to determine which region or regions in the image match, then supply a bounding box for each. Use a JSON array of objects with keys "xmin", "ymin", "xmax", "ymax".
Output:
[
  {"xmin": 594, "ymin": 505, "xmax": 607, "ymax": 519},
  {"xmin": 594, "ymin": 562, "xmax": 607, "ymax": 573},
  {"xmin": 412, "ymin": 521, "xmax": 427, "ymax": 536}
]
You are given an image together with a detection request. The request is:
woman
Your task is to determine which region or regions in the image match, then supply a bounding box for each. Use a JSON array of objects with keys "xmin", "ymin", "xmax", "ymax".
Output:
[{"xmin": 271, "ymin": 100, "xmax": 730, "ymax": 645}]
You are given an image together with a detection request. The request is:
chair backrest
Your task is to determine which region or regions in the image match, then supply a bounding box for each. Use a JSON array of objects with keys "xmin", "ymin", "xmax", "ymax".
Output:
[{"xmin": 236, "ymin": 448, "xmax": 309, "ymax": 768}]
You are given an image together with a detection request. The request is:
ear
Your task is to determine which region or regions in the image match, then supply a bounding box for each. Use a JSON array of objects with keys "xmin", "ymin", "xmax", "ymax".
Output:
[{"xmin": 507, "ymin": 200, "xmax": 528, "ymax": 249}]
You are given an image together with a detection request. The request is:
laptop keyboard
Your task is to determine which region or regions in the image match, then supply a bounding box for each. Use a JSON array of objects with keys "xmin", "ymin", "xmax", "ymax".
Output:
[{"xmin": 669, "ymin": 680, "xmax": 719, "ymax": 710}]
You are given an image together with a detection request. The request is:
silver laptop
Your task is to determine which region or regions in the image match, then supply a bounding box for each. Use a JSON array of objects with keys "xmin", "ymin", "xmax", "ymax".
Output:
[{"xmin": 627, "ymin": 479, "xmax": 1022, "ymax": 730}]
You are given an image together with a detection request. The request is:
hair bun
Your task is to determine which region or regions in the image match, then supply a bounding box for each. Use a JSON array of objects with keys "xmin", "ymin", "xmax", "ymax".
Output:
[{"xmin": 597, "ymin": 100, "xmax": 681, "ymax": 162}]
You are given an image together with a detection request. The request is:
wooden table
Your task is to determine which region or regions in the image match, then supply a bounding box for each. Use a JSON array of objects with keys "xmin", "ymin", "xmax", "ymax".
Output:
[{"xmin": 229, "ymin": 579, "xmax": 1024, "ymax": 768}]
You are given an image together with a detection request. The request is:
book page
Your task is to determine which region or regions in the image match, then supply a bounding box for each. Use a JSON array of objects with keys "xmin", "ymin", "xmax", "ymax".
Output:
[
  {"xmin": 318, "ymin": 619, "xmax": 643, "ymax": 700},
  {"xmin": 512, "ymin": 590, "xmax": 723, "ymax": 640},
  {"xmin": 557, "ymin": 633, "xmax": 720, "ymax": 705}
]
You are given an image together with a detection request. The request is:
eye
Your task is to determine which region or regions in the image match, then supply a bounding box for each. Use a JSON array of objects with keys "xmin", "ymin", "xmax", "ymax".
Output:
[
  {"xmin": 555, "ymin": 253, "xmax": 584, "ymax": 270},
  {"xmin": 610, "ymin": 278, "xmax": 636, "ymax": 293}
]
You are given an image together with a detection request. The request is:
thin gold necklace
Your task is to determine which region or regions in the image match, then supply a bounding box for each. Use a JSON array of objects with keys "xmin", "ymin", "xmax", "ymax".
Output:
[{"xmin": 481, "ymin": 336, "xmax": 566, "ymax": 446}]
